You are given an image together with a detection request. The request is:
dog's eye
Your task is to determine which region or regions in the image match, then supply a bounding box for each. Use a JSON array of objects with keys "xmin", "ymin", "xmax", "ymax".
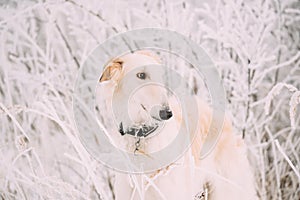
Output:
[{"xmin": 136, "ymin": 72, "xmax": 146, "ymax": 80}]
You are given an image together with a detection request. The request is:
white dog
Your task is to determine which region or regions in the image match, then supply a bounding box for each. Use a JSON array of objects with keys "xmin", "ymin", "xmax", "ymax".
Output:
[{"xmin": 97, "ymin": 51, "xmax": 258, "ymax": 200}]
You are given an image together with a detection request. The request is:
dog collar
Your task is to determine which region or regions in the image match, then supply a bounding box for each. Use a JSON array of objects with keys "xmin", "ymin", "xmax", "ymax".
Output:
[{"xmin": 119, "ymin": 122, "xmax": 159, "ymax": 137}]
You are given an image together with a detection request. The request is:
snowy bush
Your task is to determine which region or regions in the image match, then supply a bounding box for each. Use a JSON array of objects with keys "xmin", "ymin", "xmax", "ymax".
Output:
[{"xmin": 0, "ymin": 0, "xmax": 299, "ymax": 199}]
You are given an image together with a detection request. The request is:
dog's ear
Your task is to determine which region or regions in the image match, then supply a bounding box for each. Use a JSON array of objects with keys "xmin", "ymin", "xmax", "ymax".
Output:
[{"xmin": 99, "ymin": 60, "xmax": 123, "ymax": 82}]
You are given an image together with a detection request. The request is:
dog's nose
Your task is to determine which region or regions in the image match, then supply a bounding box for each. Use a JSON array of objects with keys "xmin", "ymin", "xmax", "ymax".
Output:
[{"xmin": 159, "ymin": 109, "xmax": 173, "ymax": 120}]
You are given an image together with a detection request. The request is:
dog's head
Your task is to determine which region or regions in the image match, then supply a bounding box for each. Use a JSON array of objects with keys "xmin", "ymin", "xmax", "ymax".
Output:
[{"xmin": 99, "ymin": 51, "xmax": 173, "ymax": 138}]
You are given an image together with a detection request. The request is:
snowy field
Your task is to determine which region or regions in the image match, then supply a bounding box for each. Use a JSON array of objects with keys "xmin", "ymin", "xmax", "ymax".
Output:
[{"xmin": 0, "ymin": 0, "xmax": 299, "ymax": 199}]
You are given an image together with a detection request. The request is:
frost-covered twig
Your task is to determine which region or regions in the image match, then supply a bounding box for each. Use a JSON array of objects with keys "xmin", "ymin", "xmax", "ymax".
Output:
[
  {"xmin": 275, "ymin": 140, "xmax": 300, "ymax": 181},
  {"xmin": 264, "ymin": 82, "xmax": 300, "ymax": 128}
]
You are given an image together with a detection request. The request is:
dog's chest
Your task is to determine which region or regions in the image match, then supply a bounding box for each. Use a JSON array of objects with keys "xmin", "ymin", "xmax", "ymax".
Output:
[{"xmin": 114, "ymin": 150, "xmax": 214, "ymax": 200}]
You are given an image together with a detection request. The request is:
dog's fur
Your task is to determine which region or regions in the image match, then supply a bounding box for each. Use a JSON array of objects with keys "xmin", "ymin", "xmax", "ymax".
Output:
[{"xmin": 97, "ymin": 51, "xmax": 258, "ymax": 200}]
